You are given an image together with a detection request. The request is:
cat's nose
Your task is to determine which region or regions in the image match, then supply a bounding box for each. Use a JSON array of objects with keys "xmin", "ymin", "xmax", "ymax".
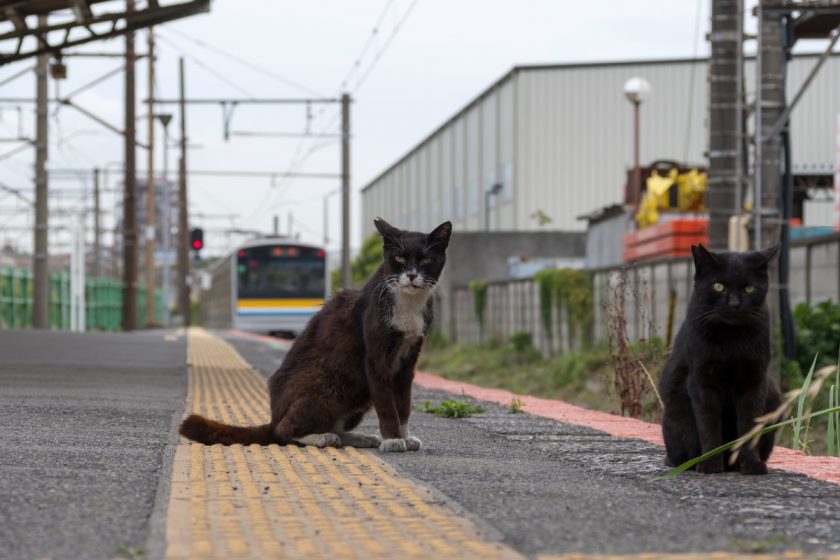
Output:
[
  {"xmin": 728, "ymin": 294, "xmax": 740, "ymax": 307},
  {"xmin": 406, "ymin": 272, "xmax": 417, "ymax": 281}
]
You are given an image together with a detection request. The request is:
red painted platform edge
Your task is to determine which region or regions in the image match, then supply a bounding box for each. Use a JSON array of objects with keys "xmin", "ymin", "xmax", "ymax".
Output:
[{"xmin": 414, "ymin": 370, "xmax": 840, "ymax": 486}]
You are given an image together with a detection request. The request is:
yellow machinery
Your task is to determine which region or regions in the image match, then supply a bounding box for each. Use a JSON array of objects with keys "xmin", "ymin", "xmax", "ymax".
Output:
[{"xmin": 635, "ymin": 167, "xmax": 707, "ymax": 228}]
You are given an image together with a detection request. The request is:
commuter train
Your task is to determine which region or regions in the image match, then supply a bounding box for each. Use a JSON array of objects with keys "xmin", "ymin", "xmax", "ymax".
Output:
[{"xmin": 202, "ymin": 237, "xmax": 327, "ymax": 335}]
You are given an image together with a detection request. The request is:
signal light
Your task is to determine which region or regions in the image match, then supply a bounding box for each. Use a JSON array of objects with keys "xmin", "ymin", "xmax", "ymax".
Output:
[
  {"xmin": 190, "ymin": 228, "xmax": 204, "ymax": 254},
  {"xmin": 317, "ymin": 250, "xmax": 325, "ymax": 258}
]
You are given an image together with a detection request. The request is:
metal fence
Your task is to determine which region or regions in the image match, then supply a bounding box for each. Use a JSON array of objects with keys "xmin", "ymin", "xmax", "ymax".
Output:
[
  {"xmin": 451, "ymin": 233, "xmax": 840, "ymax": 354},
  {"xmin": 0, "ymin": 268, "xmax": 163, "ymax": 331}
]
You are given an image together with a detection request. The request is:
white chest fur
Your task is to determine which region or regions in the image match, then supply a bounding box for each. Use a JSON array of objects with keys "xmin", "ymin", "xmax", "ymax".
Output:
[{"xmin": 388, "ymin": 290, "xmax": 428, "ymax": 340}]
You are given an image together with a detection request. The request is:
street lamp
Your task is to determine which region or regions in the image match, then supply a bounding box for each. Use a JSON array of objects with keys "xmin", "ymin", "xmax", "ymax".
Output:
[
  {"xmin": 485, "ymin": 182, "xmax": 503, "ymax": 231},
  {"xmin": 623, "ymin": 77, "xmax": 651, "ymax": 207}
]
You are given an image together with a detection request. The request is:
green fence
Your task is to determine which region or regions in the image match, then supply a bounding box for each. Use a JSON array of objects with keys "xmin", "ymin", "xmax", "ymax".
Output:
[{"xmin": 0, "ymin": 268, "xmax": 163, "ymax": 331}]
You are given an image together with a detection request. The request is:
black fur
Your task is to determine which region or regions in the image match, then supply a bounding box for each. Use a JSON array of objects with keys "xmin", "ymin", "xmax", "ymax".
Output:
[{"xmin": 659, "ymin": 243, "xmax": 782, "ymax": 475}]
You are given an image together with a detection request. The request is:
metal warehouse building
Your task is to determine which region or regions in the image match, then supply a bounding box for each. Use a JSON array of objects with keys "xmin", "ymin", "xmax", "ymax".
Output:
[{"xmin": 361, "ymin": 55, "xmax": 840, "ymax": 238}]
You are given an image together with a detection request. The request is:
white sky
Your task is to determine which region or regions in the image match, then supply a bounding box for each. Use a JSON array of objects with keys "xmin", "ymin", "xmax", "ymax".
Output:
[{"xmin": 0, "ymin": 0, "xmax": 803, "ymax": 259}]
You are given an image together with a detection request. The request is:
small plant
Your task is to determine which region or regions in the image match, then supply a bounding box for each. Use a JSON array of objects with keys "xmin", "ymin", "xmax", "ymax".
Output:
[
  {"xmin": 508, "ymin": 397, "xmax": 524, "ymax": 414},
  {"xmin": 730, "ymin": 535, "xmax": 786, "ymax": 554},
  {"xmin": 509, "ymin": 331, "xmax": 534, "ymax": 354},
  {"xmin": 421, "ymin": 399, "xmax": 485, "ymax": 418},
  {"xmin": 115, "ymin": 547, "xmax": 144, "ymax": 560}
]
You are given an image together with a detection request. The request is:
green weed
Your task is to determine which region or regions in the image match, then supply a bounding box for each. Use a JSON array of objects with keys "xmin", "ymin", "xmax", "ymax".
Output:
[
  {"xmin": 508, "ymin": 397, "xmax": 524, "ymax": 414},
  {"xmin": 420, "ymin": 399, "xmax": 485, "ymax": 418}
]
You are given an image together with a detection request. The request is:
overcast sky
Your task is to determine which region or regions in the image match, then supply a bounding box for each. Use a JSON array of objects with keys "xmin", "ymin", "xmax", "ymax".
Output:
[{"xmin": 1, "ymin": 0, "xmax": 796, "ymax": 258}]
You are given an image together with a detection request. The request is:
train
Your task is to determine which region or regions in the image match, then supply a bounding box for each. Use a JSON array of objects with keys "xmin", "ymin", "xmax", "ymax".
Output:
[{"xmin": 202, "ymin": 237, "xmax": 328, "ymax": 336}]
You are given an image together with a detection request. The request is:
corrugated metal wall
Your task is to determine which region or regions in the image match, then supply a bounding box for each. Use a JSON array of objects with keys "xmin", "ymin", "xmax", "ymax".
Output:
[{"xmin": 362, "ymin": 56, "xmax": 840, "ymax": 238}]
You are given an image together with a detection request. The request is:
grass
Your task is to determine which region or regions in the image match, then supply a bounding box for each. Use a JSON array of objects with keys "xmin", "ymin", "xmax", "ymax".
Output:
[
  {"xmin": 420, "ymin": 399, "xmax": 485, "ymax": 418},
  {"xmin": 419, "ymin": 340, "xmax": 662, "ymax": 421}
]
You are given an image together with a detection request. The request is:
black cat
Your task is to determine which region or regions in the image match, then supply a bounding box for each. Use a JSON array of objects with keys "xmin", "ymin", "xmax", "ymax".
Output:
[{"xmin": 660, "ymin": 243, "xmax": 782, "ymax": 475}]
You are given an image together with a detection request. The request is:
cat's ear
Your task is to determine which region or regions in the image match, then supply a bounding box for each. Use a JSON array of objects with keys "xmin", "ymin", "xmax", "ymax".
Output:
[
  {"xmin": 426, "ymin": 221, "xmax": 452, "ymax": 251},
  {"xmin": 754, "ymin": 243, "xmax": 780, "ymax": 270},
  {"xmin": 374, "ymin": 217, "xmax": 401, "ymax": 247},
  {"xmin": 691, "ymin": 244, "xmax": 720, "ymax": 274}
]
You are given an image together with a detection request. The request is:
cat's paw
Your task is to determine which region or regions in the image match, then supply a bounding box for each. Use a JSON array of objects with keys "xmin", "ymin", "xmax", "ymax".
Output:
[
  {"xmin": 339, "ymin": 433, "xmax": 382, "ymax": 448},
  {"xmin": 739, "ymin": 459, "xmax": 768, "ymax": 476},
  {"xmin": 404, "ymin": 436, "xmax": 422, "ymax": 451},
  {"xmin": 379, "ymin": 438, "xmax": 408, "ymax": 453},
  {"xmin": 695, "ymin": 457, "xmax": 724, "ymax": 474},
  {"xmin": 294, "ymin": 433, "xmax": 342, "ymax": 448}
]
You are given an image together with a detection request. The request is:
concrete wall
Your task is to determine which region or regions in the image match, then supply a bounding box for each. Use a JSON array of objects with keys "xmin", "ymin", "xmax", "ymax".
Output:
[{"xmin": 437, "ymin": 230, "xmax": 585, "ymax": 338}]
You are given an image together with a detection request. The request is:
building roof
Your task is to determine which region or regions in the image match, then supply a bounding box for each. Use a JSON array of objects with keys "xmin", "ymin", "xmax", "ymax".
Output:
[{"xmin": 360, "ymin": 52, "xmax": 836, "ymax": 195}]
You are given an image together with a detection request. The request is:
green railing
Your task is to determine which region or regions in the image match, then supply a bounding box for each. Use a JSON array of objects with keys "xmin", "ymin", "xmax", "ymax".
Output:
[{"xmin": 0, "ymin": 268, "xmax": 163, "ymax": 331}]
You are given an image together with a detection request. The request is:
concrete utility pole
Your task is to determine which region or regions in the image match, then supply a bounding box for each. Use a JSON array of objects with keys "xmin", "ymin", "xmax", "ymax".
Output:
[
  {"xmin": 707, "ymin": 0, "xmax": 743, "ymax": 251},
  {"xmin": 177, "ymin": 57, "xmax": 190, "ymax": 326},
  {"xmin": 93, "ymin": 168, "xmax": 101, "ymax": 277},
  {"xmin": 122, "ymin": 0, "xmax": 138, "ymax": 331},
  {"xmin": 341, "ymin": 93, "xmax": 351, "ymax": 289},
  {"xmin": 755, "ymin": 0, "xmax": 784, "ymax": 250},
  {"xmin": 145, "ymin": 28, "xmax": 156, "ymax": 326},
  {"xmin": 32, "ymin": 15, "xmax": 49, "ymax": 329}
]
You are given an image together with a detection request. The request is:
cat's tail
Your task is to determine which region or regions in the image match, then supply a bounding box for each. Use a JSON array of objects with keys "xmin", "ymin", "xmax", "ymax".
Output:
[{"xmin": 179, "ymin": 414, "xmax": 275, "ymax": 445}]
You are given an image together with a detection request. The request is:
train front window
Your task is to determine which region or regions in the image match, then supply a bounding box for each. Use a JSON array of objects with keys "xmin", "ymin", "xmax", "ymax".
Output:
[{"xmin": 237, "ymin": 246, "xmax": 325, "ymax": 299}]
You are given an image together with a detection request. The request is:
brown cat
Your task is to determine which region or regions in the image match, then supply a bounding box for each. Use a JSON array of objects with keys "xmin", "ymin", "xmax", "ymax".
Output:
[{"xmin": 179, "ymin": 218, "xmax": 452, "ymax": 452}]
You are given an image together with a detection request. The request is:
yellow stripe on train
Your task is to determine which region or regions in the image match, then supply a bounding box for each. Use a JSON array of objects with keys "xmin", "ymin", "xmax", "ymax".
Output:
[{"xmin": 237, "ymin": 299, "xmax": 325, "ymax": 309}]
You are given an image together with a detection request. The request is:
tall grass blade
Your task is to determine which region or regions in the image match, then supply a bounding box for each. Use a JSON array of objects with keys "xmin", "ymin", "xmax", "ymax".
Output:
[
  {"xmin": 829, "ymin": 384, "xmax": 836, "ymax": 454},
  {"xmin": 792, "ymin": 354, "xmax": 818, "ymax": 451},
  {"xmin": 656, "ymin": 405, "xmax": 840, "ymax": 480}
]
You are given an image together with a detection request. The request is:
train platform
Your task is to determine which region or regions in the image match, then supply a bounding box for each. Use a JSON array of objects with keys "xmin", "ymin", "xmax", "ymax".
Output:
[{"xmin": 2, "ymin": 328, "xmax": 840, "ymax": 560}]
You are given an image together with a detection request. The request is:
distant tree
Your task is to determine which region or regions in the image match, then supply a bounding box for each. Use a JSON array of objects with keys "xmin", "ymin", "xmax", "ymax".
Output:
[{"xmin": 331, "ymin": 232, "xmax": 384, "ymax": 292}]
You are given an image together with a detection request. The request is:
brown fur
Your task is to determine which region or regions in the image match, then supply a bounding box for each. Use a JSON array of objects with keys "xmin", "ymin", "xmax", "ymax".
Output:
[{"xmin": 178, "ymin": 218, "xmax": 452, "ymax": 449}]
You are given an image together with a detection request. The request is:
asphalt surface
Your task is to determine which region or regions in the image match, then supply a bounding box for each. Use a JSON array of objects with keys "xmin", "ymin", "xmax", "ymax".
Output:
[
  {"xmin": 226, "ymin": 331, "xmax": 840, "ymax": 558},
  {"xmin": 0, "ymin": 329, "xmax": 186, "ymax": 560}
]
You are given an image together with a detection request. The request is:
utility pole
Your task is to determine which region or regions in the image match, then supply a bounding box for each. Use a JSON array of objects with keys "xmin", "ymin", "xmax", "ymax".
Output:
[
  {"xmin": 756, "ymin": 0, "xmax": 784, "ymax": 250},
  {"xmin": 177, "ymin": 57, "xmax": 190, "ymax": 326},
  {"xmin": 93, "ymin": 167, "xmax": 101, "ymax": 277},
  {"xmin": 145, "ymin": 27, "xmax": 156, "ymax": 327},
  {"xmin": 707, "ymin": 0, "xmax": 742, "ymax": 251},
  {"xmin": 32, "ymin": 15, "xmax": 49, "ymax": 329},
  {"xmin": 273, "ymin": 215, "xmax": 279, "ymax": 236},
  {"xmin": 341, "ymin": 93, "xmax": 351, "ymax": 289},
  {"xmin": 122, "ymin": 0, "xmax": 138, "ymax": 332}
]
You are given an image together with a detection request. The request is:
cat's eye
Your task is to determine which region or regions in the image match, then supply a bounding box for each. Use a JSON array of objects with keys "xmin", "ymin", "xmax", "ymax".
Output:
[
  {"xmin": 420, "ymin": 258, "xmax": 431, "ymax": 265},
  {"xmin": 744, "ymin": 286, "xmax": 755, "ymax": 294},
  {"xmin": 394, "ymin": 256, "xmax": 406, "ymax": 264},
  {"xmin": 713, "ymin": 282, "xmax": 725, "ymax": 293}
]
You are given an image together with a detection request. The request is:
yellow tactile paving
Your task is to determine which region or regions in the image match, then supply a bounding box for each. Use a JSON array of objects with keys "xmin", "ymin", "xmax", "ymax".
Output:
[{"xmin": 164, "ymin": 327, "xmax": 519, "ymax": 559}]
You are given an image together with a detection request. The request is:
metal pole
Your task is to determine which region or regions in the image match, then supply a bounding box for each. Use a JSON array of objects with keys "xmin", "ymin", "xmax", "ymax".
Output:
[
  {"xmin": 273, "ymin": 215, "xmax": 279, "ymax": 236},
  {"xmin": 161, "ymin": 121, "xmax": 171, "ymax": 326},
  {"xmin": 754, "ymin": 0, "xmax": 763, "ymax": 251},
  {"xmin": 323, "ymin": 196, "xmax": 329, "ymax": 247},
  {"xmin": 32, "ymin": 18, "xmax": 49, "ymax": 329},
  {"xmin": 177, "ymin": 57, "xmax": 190, "ymax": 326},
  {"xmin": 145, "ymin": 27, "xmax": 156, "ymax": 326},
  {"xmin": 93, "ymin": 167, "xmax": 101, "ymax": 277},
  {"xmin": 122, "ymin": 0, "xmax": 138, "ymax": 332},
  {"xmin": 287, "ymin": 211, "xmax": 293, "ymax": 237},
  {"xmin": 340, "ymin": 93, "xmax": 351, "ymax": 289},
  {"xmin": 633, "ymin": 100, "xmax": 641, "ymax": 207}
]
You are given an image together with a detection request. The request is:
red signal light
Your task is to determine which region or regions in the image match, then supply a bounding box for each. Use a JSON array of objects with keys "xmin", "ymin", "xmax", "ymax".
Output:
[
  {"xmin": 192, "ymin": 240, "xmax": 203, "ymax": 250},
  {"xmin": 287, "ymin": 247, "xmax": 298, "ymax": 257},
  {"xmin": 272, "ymin": 247, "xmax": 283, "ymax": 257},
  {"xmin": 237, "ymin": 250, "xmax": 245, "ymax": 258},
  {"xmin": 316, "ymin": 250, "xmax": 325, "ymax": 258}
]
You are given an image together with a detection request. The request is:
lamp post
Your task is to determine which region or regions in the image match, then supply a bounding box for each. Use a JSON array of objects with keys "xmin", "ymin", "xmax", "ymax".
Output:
[
  {"xmin": 484, "ymin": 182, "xmax": 503, "ymax": 231},
  {"xmin": 156, "ymin": 112, "xmax": 173, "ymax": 325},
  {"xmin": 623, "ymin": 77, "xmax": 651, "ymax": 207}
]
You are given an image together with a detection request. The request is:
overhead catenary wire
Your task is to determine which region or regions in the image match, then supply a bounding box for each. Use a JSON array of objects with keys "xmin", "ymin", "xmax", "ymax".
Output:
[
  {"xmin": 246, "ymin": 0, "xmax": 419, "ymax": 227},
  {"xmin": 158, "ymin": 27, "xmax": 325, "ymax": 98}
]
